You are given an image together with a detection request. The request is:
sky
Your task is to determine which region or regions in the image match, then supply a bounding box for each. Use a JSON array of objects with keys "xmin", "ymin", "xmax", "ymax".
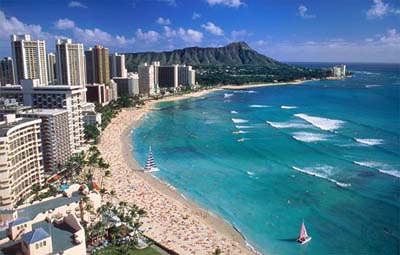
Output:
[{"xmin": 0, "ymin": 0, "xmax": 399, "ymax": 63}]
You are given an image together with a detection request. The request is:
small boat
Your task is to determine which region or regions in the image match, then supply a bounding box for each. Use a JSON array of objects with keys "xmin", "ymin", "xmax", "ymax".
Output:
[
  {"xmin": 144, "ymin": 146, "xmax": 159, "ymax": 172},
  {"xmin": 297, "ymin": 220, "xmax": 312, "ymax": 245},
  {"xmin": 237, "ymin": 138, "xmax": 245, "ymax": 142}
]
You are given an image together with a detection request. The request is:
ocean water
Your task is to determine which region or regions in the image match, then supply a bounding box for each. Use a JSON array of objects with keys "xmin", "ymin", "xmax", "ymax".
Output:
[{"xmin": 132, "ymin": 63, "xmax": 400, "ymax": 255}]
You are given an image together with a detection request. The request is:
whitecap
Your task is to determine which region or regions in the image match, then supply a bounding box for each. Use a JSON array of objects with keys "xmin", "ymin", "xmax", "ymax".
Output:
[
  {"xmin": 224, "ymin": 93, "xmax": 234, "ymax": 98},
  {"xmin": 355, "ymin": 138, "xmax": 384, "ymax": 146},
  {"xmin": 249, "ymin": 104, "xmax": 269, "ymax": 108},
  {"xmin": 248, "ymin": 90, "xmax": 257, "ymax": 94},
  {"xmin": 292, "ymin": 166, "xmax": 351, "ymax": 187},
  {"xmin": 247, "ymin": 171, "xmax": 255, "ymax": 176},
  {"xmin": 354, "ymin": 161, "xmax": 399, "ymax": 178},
  {"xmin": 266, "ymin": 121, "xmax": 310, "ymax": 129},
  {"xmin": 232, "ymin": 118, "xmax": 249, "ymax": 123},
  {"xmin": 365, "ymin": 85, "xmax": 383, "ymax": 88},
  {"xmin": 378, "ymin": 170, "xmax": 400, "ymax": 178},
  {"xmin": 231, "ymin": 110, "xmax": 238, "ymax": 114},
  {"xmin": 235, "ymin": 125, "xmax": 253, "ymax": 129},
  {"xmin": 294, "ymin": 113, "xmax": 344, "ymax": 131},
  {"xmin": 232, "ymin": 130, "xmax": 248, "ymax": 134},
  {"xmin": 292, "ymin": 132, "xmax": 329, "ymax": 142},
  {"xmin": 281, "ymin": 105, "xmax": 297, "ymax": 109}
]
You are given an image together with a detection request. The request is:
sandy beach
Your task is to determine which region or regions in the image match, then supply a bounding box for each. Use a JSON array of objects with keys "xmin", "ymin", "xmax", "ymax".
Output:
[
  {"xmin": 95, "ymin": 89, "xmax": 257, "ymax": 255},
  {"xmin": 94, "ymin": 80, "xmax": 322, "ymax": 254}
]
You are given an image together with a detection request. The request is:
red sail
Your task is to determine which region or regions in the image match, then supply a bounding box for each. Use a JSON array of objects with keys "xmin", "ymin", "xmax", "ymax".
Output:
[{"xmin": 299, "ymin": 221, "xmax": 308, "ymax": 239}]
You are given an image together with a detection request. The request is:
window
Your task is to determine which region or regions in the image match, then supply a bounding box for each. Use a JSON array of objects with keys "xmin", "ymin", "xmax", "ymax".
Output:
[
  {"xmin": 36, "ymin": 243, "xmax": 39, "ymax": 249},
  {"xmin": 43, "ymin": 240, "xmax": 46, "ymax": 246}
]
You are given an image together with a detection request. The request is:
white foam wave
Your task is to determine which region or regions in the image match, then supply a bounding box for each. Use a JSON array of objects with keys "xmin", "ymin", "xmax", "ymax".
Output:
[
  {"xmin": 232, "ymin": 118, "xmax": 249, "ymax": 123},
  {"xmin": 248, "ymin": 90, "xmax": 257, "ymax": 94},
  {"xmin": 294, "ymin": 114, "xmax": 344, "ymax": 131},
  {"xmin": 231, "ymin": 110, "xmax": 238, "ymax": 114},
  {"xmin": 292, "ymin": 166, "xmax": 351, "ymax": 187},
  {"xmin": 235, "ymin": 125, "xmax": 253, "ymax": 129},
  {"xmin": 378, "ymin": 170, "xmax": 400, "ymax": 178},
  {"xmin": 247, "ymin": 171, "xmax": 255, "ymax": 176},
  {"xmin": 249, "ymin": 104, "xmax": 269, "ymax": 108},
  {"xmin": 365, "ymin": 85, "xmax": 383, "ymax": 88},
  {"xmin": 224, "ymin": 93, "xmax": 234, "ymax": 98},
  {"xmin": 233, "ymin": 130, "xmax": 248, "ymax": 134},
  {"xmin": 355, "ymin": 138, "xmax": 384, "ymax": 146},
  {"xmin": 281, "ymin": 105, "xmax": 297, "ymax": 109},
  {"xmin": 266, "ymin": 121, "xmax": 310, "ymax": 129},
  {"xmin": 292, "ymin": 132, "xmax": 329, "ymax": 142},
  {"xmin": 354, "ymin": 161, "xmax": 399, "ymax": 178}
]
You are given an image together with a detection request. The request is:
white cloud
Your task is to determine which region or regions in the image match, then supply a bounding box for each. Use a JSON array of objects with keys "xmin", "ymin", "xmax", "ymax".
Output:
[
  {"xmin": 206, "ymin": 0, "xmax": 244, "ymax": 8},
  {"xmin": 201, "ymin": 22, "xmax": 224, "ymax": 36},
  {"xmin": 177, "ymin": 28, "xmax": 203, "ymax": 44},
  {"xmin": 297, "ymin": 5, "xmax": 316, "ymax": 19},
  {"xmin": 252, "ymin": 29, "xmax": 400, "ymax": 63},
  {"xmin": 366, "ymin": 0, "xmax": 400, "ymax": 19},
  {"xmin": 54, "ymin": 18, "xmax": 75, "ymax": 30},
  {"xmin": 0, "ymin": 10, "xmax": 55, "ymax": 42},
  {"xmin": 163, "ymin": 26, "xmax": 176, "ymax": 38},
  {"xmin": 192, "ymin": 12, "xmax": 201, "ymax": 20},
  {"xmin": 135, "ymin": 29, "xmax": 160, "ymax": 43},
  {"xmin": 68, "ymin": 1, "xmax": 87, "ymax": 8},
  {"xmin": 231, "ymin": 29, "xmax": 252, "ymax": 39},
  {"xmin": 156, "ymin": 17, "xmax": 171, "ymax": 25}
]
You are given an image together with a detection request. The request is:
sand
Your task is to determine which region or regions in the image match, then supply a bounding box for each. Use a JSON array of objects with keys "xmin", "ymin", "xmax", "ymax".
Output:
[{"xmin": 94, "ymin": 89, "xmax": 258, "ymax": 255}]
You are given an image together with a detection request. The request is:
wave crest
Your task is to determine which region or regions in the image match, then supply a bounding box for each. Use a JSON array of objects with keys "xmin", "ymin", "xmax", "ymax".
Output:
[
  {"xmin": 266, "ymin": 121, "xmax": 310, "ymax": 129},
  {"xmin": 355, "ymin": 138, "xmax": 383, "ymax": 146},
  {"xmin": 249, "ymin": 105, "xmax": 269, "ymax": 108},
  {"xmin": 294, "ymin": 113, "xmax": 344, "ymax": 131},
  {"xmin": 292, "ymin": 132, "xmax": 329, "ymax": 142},
  {"xmin": 281, "ymin": 105, "xmax": 297, "ymax": 109},
  {"xmin": 232, "ymin": 118, "xmax": 249, "ymax": 123},
  {"xmin": 292, "ymin": 166, "xmax": 351, "ymax": 187}
]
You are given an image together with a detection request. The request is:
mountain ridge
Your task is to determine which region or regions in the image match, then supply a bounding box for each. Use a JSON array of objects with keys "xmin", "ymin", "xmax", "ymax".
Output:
[{"xmin": 124, "ymin": 41, "xmax": 286, "ymax": 70}]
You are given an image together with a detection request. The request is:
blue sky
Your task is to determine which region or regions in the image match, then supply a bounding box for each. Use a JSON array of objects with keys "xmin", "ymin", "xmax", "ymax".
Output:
[{"xmin": 0, "ymin": 0, "xmax": 399, "ymax": 62}]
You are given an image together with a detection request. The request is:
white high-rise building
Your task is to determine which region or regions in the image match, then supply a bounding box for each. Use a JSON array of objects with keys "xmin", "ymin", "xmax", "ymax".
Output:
[
  {"xmin": 178, "ymin": 65, "xmax": 196, "ymax": 87},
  {"xmin": 109, "ymin": 53, "xmax": 127, "ymax": 78},
  {"xmin": 47, "ymin": 53, "xmax": 56, "ymax": 84},
  {"xmin": 11, "ymin": 34, "xmax": 48, "ymax": 85},
  {"xmin": 138, "ymin": 63, "xmax": 157, "ymax": 95},
  {"xmin": 56, "ymin": 39, "xmax": 86, "ymax": 85}
]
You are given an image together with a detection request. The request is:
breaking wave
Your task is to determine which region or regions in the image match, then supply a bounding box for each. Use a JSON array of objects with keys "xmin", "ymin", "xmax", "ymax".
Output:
[
  {"xmin": 365, "ymin": 84, "xmax": 383, "ymax": 88},
  {"xmin": 292, "ymin": 166, "xmax": 351, "ymax": 187},
  {"xmin": 224, "ymin": 93, "xmax": 234, "ymax": 98},
  {"xmin": 294, "ymin": 114, "xmax": 344, "ymax": 131},
  {"xmin": 232, "ymin": 118, "xmax": 249, "ymax": 123},
  {"xmin": 231, "ymin": 110, "xmax": 238, "ymax": 114},
  {"xmin": 354, "ymin": 161, "xmax": 399, "ymax": 178},
  {"xmin": 235, "ymin": 125, "xmax": 253, "ymax": 129},
  {"xmin": 266, "ymin": 121, "xmax": 310, "ymax": 129},
  {"xmin": 281, "ymin": 105, "xmax": 297, "ymax": 109},
  {"xmin": 354, "ymin": 138, "xmax": 384, "ymax": 146},
  {"xmin": 292, "ymin": 132, "xmax": 329, "ymax": 142},
  {"xmin": 249, "ymin": 105, "xmax": 269, "ymax": 108}
]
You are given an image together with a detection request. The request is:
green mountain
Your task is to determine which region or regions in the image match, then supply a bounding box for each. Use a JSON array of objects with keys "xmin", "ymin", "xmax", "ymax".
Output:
[
  {"xmin": 124, "ymin": 42, "xmax": 285, "ymax": 70},
  {"xmin": 124, "ymin": 42, "xmax": 327, "ymax": 86}
]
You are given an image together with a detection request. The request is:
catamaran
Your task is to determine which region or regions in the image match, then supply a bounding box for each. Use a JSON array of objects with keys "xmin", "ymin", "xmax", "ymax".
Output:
[
  {"xmin": 297, "ymin": 220, "xmax": 312, "ymax": 245},
  {"xmin": 144, "ymin": 146, "xmax": 159, "ymax": 172}
]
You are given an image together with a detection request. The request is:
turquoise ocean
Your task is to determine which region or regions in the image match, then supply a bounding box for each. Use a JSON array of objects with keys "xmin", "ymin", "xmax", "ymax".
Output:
[{"xmin": 132, "ymin": 63, "xmax": 400, "ymax": 255}]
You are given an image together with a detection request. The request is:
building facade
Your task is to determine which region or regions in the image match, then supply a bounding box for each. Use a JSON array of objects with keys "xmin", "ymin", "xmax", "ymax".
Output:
[
  {"xmin": 85, "ymin": 45, "xmax": 110, "ymax": 84},
  {"xmin": 138, "ymin": 63, "xmax": 157, "ymax": 95},
  {"xmin": 11, "ymin": 34, "xmax": 48, "ymax": 85},
  {"xmin": 56, "ymin": 39, "xmax": 86, "ymax": 86},
  {"xmin": 158, "ymin": 65, "xmax": 178, "ymax": 88},
  {"xmin": 19, "ymin": 109, "xmax": 71, "ymax": 173},
  {"xmin": 113, "ymin": 73, "xmax": 139, "ymax": 97},
  {"xmin": 0, "ymin": 79, "xmax": 86, "ymax": 153},
  {"xmin": 0, "ymin": 114, "xmax": 43, "ymax": 209},
  {"xmin": 0, "ymin": 57, "xmax": 15, "ymax": 86},
  {"xmin": 47, "ymin": 53, "xmax": 56, "ymax": 85},
  {"xmin": 177, "ymin": 65, "xmax": 195, "ymax": 87},
  {"xmin": 109, "ymin": 53, "xmax": 127, "ymax": 78}
]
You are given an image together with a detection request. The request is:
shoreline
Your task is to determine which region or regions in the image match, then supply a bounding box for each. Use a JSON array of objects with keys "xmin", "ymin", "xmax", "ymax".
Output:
[
  {"xmin": 96, "ymin": 79, "xmax": 320, "ymax": 254},
  {"xmin": 96, "ymin": 87, "xmax": 258, "ymax": 254}
]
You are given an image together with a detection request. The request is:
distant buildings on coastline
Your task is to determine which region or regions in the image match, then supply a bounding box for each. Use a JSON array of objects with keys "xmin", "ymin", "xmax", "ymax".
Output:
[{"xmin": 331, "ymin": 64, "xmax": 347, "ymax": 78}]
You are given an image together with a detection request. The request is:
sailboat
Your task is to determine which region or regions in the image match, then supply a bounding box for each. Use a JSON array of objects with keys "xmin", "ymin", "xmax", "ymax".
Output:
[
  {"xmin": 144, "ymin": 146, "xmax": 159, "ymax": 172},
  {"xmin": 297, "ymin": 220, "xmax": 312, "ymax": 245}
]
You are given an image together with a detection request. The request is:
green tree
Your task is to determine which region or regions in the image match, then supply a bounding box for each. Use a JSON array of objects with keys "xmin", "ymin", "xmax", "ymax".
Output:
[{"xmin": 84, "ymin": 124, "xmax": 101, "ymax": 141}]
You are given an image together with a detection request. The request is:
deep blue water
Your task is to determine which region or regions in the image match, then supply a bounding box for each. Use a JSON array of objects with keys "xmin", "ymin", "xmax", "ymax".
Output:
[{"xmin": 133, "ymin": 63, "xmax": 400, "ymax": 255}]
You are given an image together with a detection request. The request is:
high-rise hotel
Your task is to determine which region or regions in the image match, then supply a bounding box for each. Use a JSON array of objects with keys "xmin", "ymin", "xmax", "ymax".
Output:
[
  {"xmin": 11, "ymin": 34, "xmax": 48, "ymax": 85},
  {"xmin": 109, "ymin": 53, "xmax": 127, "ymax": 78},
  {"xmin": 56, "ymin": 39, "xmax": 86, "ymax": 86},
  {"xmin": 0, "ymin": 114, "xmax": 43, "ymax": 209},
  {"xmin": 86, "ymin": 45, "xmax": 110, "ymax": 84}
]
